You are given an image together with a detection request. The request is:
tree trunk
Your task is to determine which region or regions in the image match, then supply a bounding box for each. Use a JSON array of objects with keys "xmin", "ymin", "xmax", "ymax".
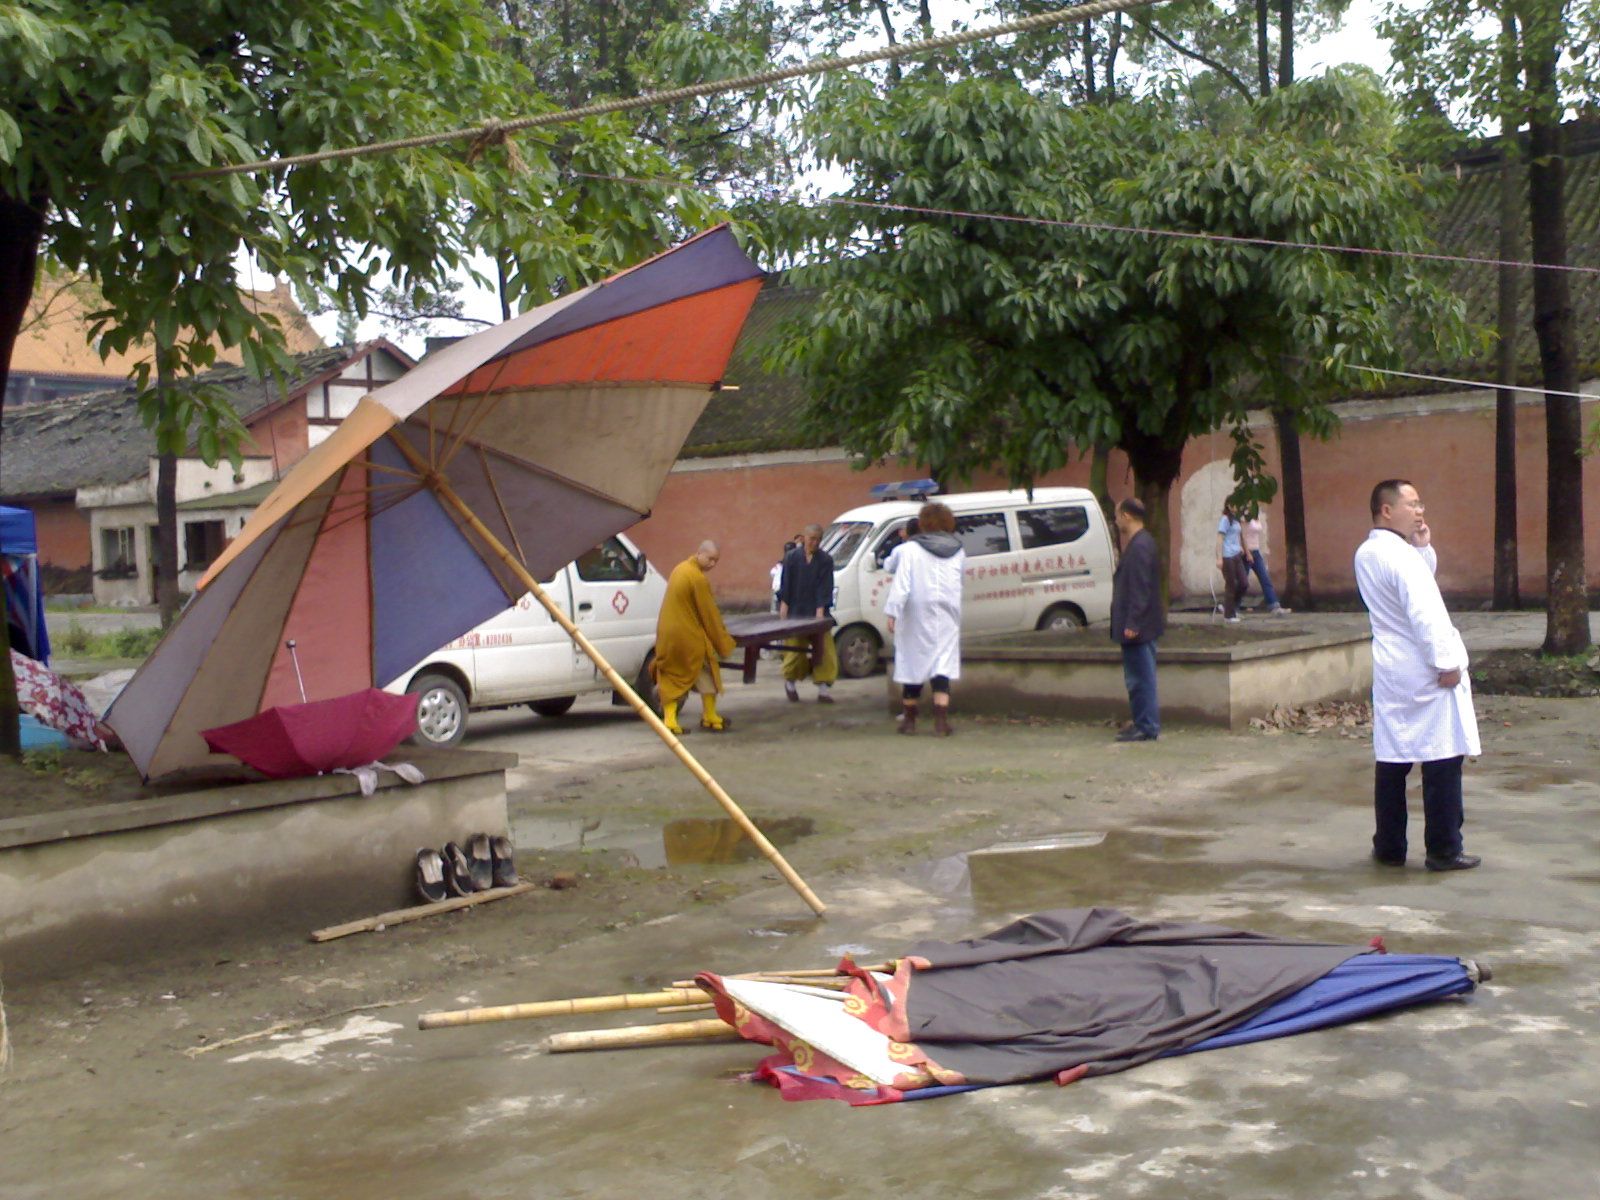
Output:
[
  {"xmin": 1277, "ymin": 0, "xmax": 1293, "ymax": 87},
  {"xmin": 1123, "ymin": 432, "xmax": 1185, "ymax": 605},
  {"xmin": 1254, "ymin": 0, "xmax": 1272, "ymax": 96},
  {"xmin": 1493, "ymin": 117, "xmax": 1521, "ymax": 610},
  {"xmin": 496, "ymin": 255, "xmax": 512, "ymax": 322},
  {"xmin": 1082, "ymin": 21, "xmax": 1097, "ymax": 102},
  {"xmin": 1089, "ymin": 442, "xmax": 1118, "ymax": 551},
  {"xmin": 1272, "ymin": 409, "xmax": 1312, "ymax": 609},
  {"xmin": 1105, "ymin": 13, "xmax": 1123, "ymax": 98},
  {"xmin": 154, "ymin": 359, "xmax": 181, "ymax": 628},
  {"xmin": 1525, "ymin": 39, "xmax": 1588, "ymax": 654},
  {"xmin": 0, "ymin": 195, "xmax": 46, "ymax": 758}
]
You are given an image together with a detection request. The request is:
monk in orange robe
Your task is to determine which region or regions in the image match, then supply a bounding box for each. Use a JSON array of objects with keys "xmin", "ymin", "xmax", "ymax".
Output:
[{"xmin": 652, "ymin": 540, "xmax": 736, "ymax": 733}]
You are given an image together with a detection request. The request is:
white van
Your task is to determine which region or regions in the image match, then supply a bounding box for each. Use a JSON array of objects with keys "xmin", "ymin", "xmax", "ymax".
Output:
[
  {"xmin": 388, "ymin": 534, "xmax": 664, "ymax": 747},
  {"xmin": 821, "ymin": 487, "xmax": 1117, "ymax": 677}
]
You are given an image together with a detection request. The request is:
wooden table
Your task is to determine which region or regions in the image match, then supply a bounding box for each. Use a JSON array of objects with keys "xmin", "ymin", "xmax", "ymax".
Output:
[{"xmin": 721, "ymin": 614, "xmax": 834, "ymax": 684}]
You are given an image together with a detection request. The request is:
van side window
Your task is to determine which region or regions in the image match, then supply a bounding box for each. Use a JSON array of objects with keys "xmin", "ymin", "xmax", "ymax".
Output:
[
  {"xmin": 872, "ymin": 521, "xmax": 910, "ymax": 567},
  {"xmin": 576, "ymin": 537, "xmax": 640, "ymax": 582},
  {"xmin": 954, "ymin": 512, "xmax": 1010, "ymax": 557},
  {"xmin": 1018, "ymin": 505, "xmax": 1090, "ymax": 549}
]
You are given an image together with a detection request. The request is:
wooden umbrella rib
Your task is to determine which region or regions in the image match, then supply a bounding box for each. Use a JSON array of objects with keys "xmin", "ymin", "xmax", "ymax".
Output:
[{"xmin": 477, "ymin": 445, "xmax": 530, "ymax": 567}]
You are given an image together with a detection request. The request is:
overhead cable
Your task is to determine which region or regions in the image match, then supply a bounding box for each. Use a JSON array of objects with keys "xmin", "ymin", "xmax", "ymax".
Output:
[{"xmin": 176, "ymin": 0, "xmax": 1169, "ymax": 181}]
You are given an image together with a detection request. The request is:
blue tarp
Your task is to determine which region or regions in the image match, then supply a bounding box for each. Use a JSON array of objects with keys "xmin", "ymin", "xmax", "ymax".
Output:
[{"xmin": 2, "ymin": 504, "xmax": 51, "ymax": 663}]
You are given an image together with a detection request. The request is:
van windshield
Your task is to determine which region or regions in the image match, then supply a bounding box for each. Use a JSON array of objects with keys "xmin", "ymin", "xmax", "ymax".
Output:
[{"xmin": 821, "ymin": 521, "xmax": 874, "ymax": 567}]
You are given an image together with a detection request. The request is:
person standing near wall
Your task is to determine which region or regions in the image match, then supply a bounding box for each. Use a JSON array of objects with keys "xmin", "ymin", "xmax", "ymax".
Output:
[
  {"xmin": 1215, "ymin": 502, "xmax": 1249, "ymax": 623},
  {"xmin": 780, "ymin": 523, "xmax": 839, "ymax": 703},
  {"xmin": 1242, "ymin": 514, "xmax": 1291, "ymax": 615},
  {"xmin": 1110, "ymin": 499, "xmax": 1166, "ymax": 743},
  {"xmin": 1354, "ymin": 480, "xmax": 1481, "ymax": 871},
  {"xmin": 883, "ymin": 503, "xmax": 964, "ymax": 737}
]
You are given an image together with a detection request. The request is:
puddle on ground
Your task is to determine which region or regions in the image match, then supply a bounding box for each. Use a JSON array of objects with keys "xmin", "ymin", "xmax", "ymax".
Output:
[
  {"xmin": 921, "ymin": 828, "xmax": 1223, "ymax": 913},
  {"xmin": 511, "ymin": 814, "xmax": 814, "ymax": 869}
]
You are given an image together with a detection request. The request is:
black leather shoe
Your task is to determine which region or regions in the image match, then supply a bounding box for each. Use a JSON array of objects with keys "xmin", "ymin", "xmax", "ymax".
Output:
[
  {"xmin": 1425, "ymin": 852, "xmax": 1481, "ymax": 872},
  {"xmin": 1371, "ymin": 851, "xmax": 1406, "ymax": 867},
  {"xmin": 1115, "ymin": 727, "xmax": 1156, "ymax": 742}
]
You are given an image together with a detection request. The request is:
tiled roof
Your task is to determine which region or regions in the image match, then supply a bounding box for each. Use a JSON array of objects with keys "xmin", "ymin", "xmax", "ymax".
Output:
[
  {"xmin": 682, "ymin": 282, "xmax": 822, "ymax": 458},
  {"xmin": 1418, "ymin": 121, "xmax": 1600, "ymax": 385},
  {"xmin": 0, "ymin": 345, "xmax": 359, "ymax": 499}
]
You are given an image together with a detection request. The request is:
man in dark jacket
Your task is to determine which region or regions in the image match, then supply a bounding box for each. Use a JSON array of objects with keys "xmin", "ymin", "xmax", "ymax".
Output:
[
  {"xmin": 1109, "ymin": 499, "xmax": 1166, "ymax": 742},
  {"xmin": 779, "ymin": 523, "xmax": 839, "ymax": 702}
]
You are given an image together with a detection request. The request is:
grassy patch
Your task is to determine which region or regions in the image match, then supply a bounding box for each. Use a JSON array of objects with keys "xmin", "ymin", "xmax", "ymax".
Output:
[
  {"xmin": 52, "ymin": 622, "xmax": 162, "ymax": 661},
  {"xmin": 1473, "ymin": 648, "xmax": 1600, "ymax": 698}
]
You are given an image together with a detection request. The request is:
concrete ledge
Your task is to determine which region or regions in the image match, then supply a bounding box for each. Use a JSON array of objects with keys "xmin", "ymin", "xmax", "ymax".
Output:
[
  {"xmin": 0, "ymin": 748, "xmax": 516, "ymax": 982},
  {"xmin": 891, "ymin": 629, "xmax": 1373, "ymax": 730}
]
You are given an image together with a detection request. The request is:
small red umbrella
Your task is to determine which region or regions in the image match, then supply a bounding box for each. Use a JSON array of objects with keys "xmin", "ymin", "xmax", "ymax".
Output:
[{"xmin": 201, "ymin": 688, "xmax": 420, "ymax": 779}]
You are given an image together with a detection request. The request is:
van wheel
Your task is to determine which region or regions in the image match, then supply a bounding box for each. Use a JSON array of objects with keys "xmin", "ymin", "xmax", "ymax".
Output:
[
  {"xmin": 408, "ymin": 672, "xmax": 468, "ymax": 748},
  {"xmin": 530, "ymin": 696, "xmax": 576, "ymax": 718},
  {"xmin": 834, "ymin": 625, "xmax": 881, "ymax": 679},
  {"xmin": 1037, "ymin": 603, "xmax": 1087, "ymax": 632}
]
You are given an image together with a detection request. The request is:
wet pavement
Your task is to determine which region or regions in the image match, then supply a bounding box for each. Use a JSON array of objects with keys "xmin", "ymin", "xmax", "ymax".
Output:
[{"xmin": 5, "ymin": 635, "xmax": 1600, "ymax": 1198}]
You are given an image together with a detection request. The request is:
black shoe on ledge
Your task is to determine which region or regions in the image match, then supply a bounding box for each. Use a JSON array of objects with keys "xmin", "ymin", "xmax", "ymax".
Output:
[{"xmin": 1425, "ymin": 852, "xmax": 1481, "ymax": 872}]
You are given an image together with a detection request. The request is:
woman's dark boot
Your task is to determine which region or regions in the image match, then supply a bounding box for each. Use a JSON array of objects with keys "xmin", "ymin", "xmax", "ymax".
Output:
[
  {"xmin": 933, "ymin": 706, "xmax": 953, "ymax": 737},
  {"xmin": 898, "ymin": 700, "xmax": 918, "ymax": 735}
]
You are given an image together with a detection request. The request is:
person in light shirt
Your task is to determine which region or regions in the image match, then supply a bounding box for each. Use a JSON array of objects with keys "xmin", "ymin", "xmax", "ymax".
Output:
[{"xmin": 1353, "ymin": 480, "xmax": 1481, "ymax": 872}]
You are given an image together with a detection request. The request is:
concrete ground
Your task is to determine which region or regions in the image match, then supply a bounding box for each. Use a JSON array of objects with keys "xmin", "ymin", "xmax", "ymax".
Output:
[{"xmin": 3, "ymin": 616, "xmax": 1598, "ymax": 1198}]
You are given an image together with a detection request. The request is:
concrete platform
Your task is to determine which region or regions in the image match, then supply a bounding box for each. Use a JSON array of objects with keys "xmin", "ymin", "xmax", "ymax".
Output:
[
  {"xmin": 0, "ymin": 747, "xmax": 516, "ymax": 981},
  {"xmin": 898, "ymin": 626, "xmax": 1374, "ymax": 729}
]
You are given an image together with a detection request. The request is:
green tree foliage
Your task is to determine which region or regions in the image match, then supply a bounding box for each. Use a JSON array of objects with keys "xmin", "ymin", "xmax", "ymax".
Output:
[
  {"xmin": 769, "ymin": 71, "xmax": 1469, "ymax": 576},
  {"xmin": 0, "ymin": 0, "xmax": 720, "ymax": 749}
]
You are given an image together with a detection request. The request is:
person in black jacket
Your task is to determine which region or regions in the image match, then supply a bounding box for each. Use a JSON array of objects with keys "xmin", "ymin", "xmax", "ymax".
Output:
[
  {"xmin": 1109, "ymin": 498, "xmax": 1166, "ymax": 742},
  {"xmin": 779, "ymin": 523, "xmax": 839, "ymax": 702}
]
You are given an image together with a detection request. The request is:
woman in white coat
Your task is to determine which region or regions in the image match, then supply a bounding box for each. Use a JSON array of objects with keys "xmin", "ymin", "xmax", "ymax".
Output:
[
  {"xmin": 1353, "ymin": 480, "xmax": 1481, "ymax": 872},
  {"xmin": 883, "ymin": 502, "xmax": 965, "ymax": 736}
]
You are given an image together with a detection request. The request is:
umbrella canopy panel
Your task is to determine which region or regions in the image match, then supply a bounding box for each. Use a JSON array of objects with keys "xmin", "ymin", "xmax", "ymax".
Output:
[{"xmin": 106, "ymin": 226, "xmax": 765, "ymax": 780}]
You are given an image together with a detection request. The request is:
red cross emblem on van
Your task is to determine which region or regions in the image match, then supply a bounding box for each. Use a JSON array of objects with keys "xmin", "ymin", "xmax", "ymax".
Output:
[{"xmin": 612, "ymin": 590, "xmax": 629, "ymax": 615}]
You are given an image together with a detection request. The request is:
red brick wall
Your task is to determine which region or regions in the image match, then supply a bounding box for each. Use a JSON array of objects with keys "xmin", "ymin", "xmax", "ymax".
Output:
[
  {"xmin": 27, "ymin": 498, "xmax": 92, "ymax": 569},
  {"xmin": 629, "ymin": 396, "xmax": 1598, "ymax": 608}
]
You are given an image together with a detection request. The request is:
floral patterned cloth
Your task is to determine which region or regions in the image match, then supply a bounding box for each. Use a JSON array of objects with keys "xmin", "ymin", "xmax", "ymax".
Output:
[{"xmin": 11, "ymin": 649, "xmax": 108, "ymax": 751}]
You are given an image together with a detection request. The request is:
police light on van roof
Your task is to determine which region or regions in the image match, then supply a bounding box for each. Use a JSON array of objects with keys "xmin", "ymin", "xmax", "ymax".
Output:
[{"xmin": 869, "ymin": 479, "xmax": 941, "ymax": 501}]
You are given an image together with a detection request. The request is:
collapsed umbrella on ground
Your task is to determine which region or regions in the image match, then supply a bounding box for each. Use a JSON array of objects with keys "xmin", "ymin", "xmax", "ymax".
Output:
[
  {"xmin": 695, "ymin": 907, "xmax": 1486, "ymax": 1104},
  {"xmin": 105, "ymin": 227, "xmax": 824, "ymax": 915}
]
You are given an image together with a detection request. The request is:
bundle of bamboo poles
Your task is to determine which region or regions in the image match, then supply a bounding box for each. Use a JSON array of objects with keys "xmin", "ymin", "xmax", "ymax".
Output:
[{"xmin": 415, "ymin": 961, "xmax": 895, "ymax": 1053}]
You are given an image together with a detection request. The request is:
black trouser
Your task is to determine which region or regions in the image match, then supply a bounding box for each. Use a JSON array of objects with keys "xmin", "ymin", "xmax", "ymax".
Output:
[
  {"xmin": 1220, "ymin": 554, "xmax": 1249, "ymax": 618},
  {"xmin": 902, "ymin": 676, "xmax": 950, "ymax": 699},
  {"xmin": 1374, "ymin": 756, "xmax": 1464, "ymax": 862}
]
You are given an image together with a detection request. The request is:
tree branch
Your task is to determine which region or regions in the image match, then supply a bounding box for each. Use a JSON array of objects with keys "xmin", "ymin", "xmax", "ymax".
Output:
[{"xmin": 1135, "ymin": 18, "xmax": 1255, "ymax": 101}]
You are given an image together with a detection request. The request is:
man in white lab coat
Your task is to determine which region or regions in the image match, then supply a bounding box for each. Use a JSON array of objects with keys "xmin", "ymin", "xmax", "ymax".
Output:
[{"xmin": 1353, "ymin": 480, "xmax": 1482, "ymax": 872}]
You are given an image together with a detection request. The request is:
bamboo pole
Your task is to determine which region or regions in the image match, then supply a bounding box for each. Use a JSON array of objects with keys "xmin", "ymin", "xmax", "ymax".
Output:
[
  {"xmin": 656, "ymin": 1002, "xmax": 716, "ymax": 1014},
  {"xmin": 388, "ymin": 435, "xmax": 826, "ymax": 916},
  {"xmin": 310, "ymin": 882, "xmax": 536, "ymax": 942},
  {"xmin": 418, "ymin": 988, "xmax": 704, "ymax": 1030},
  {"xmin": 544, "ymin": 1018, "xmax": 737, "ymax": 1053}
]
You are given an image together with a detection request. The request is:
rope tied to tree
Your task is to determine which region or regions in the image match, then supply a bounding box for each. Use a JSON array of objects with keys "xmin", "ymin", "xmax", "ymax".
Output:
[
  {"xmin": 464, "ymin": 119, "xmax": 526, "ymax": 175},
  {"xmin": 175, "ymin": 0, "xmax": 1169, "ymax": 181}
]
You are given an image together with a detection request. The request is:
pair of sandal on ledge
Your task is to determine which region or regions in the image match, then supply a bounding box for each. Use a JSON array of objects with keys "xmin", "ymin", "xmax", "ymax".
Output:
[{"xmin": 415, "ymin": 833, "xmax": 516, "ymax": 903}]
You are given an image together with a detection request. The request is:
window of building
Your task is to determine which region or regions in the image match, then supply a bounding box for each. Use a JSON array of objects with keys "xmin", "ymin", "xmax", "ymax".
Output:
[
  {"xmin": 1017, "ymin": 505, "xmax": 1091, "ymax": 549},
  {"xmin": 954, "ymin": 512, "xmax": 1010, "ymax": 557},
  {"xmin": 99, "ymin": 526, "xmax": 135, "ymax": 577},
  {"xmin": 575, "ymin": 537, "xmax": 640, "ymax": 582},
  {"xmin": 182, "ymin": 520, "xmax": 227, "ymax": 572}
]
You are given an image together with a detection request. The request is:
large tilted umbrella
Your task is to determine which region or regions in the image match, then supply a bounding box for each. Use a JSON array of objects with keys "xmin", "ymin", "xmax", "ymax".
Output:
[{"xmin": 106, "ymin": 227, "xmax": 825, "ymax": 915}]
